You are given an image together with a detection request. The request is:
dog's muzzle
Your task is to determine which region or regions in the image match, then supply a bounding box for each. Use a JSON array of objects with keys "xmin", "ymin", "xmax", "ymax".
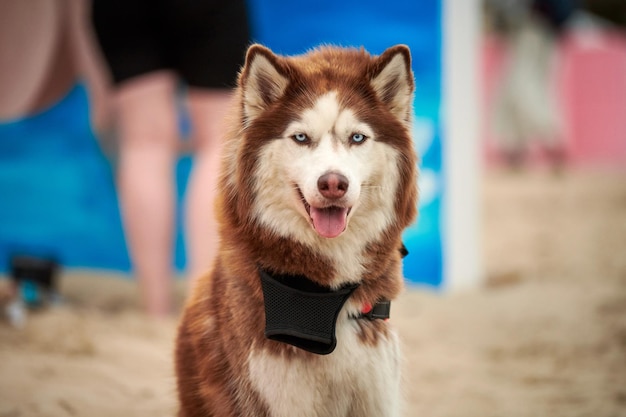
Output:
[{"xmin": 259, "ymin": 268, "xmax": 358, "ymax": 355}]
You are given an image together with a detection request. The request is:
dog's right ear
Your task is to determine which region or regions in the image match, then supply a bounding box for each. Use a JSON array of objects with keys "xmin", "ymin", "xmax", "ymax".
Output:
[
  {"xmin": 370, "ymin": 45, "xmax": 414, "ymax": 122},
  {"xmin": 240, "ymin": 44, "xmax": 290, "ymax": 123}
]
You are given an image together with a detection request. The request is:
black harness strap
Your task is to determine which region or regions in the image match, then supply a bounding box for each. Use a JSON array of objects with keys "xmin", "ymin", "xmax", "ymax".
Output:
[
  {"xmin": 361, "ymin": 300, "xmax": 391, "ymax": 320},
  {"xmin": 258, "ymin": 242, "xmax": 407, "ymax": 354}
]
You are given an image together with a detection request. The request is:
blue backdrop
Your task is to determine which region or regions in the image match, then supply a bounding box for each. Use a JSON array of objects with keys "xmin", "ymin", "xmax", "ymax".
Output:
[
  {"xmin": 0, "ymin": 85, "xmax": 130, "ymax": 272},
  {"xmin": 0, "ymin": 0, "xmax": 443, "ymax": 286}
]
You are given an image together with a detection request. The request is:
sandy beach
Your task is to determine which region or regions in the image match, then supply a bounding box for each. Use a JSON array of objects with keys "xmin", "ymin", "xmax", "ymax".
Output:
[{"xmin": 1, "ymin": 169, "xmax": 625, "ymax": 417}]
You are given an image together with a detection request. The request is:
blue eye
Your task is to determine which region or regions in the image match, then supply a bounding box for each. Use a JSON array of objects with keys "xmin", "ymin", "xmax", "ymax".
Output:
[
  {"xmin": 351, "ymin": 133, "xmax": 366, "ymax": 144},
  {"xmin": 293, "ymin": 133, "xmax": 309, "ymax": 143}
]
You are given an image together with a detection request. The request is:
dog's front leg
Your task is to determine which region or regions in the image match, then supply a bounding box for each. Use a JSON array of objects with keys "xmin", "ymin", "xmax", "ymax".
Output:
[
  {"xmin": 348, "ymin": 336, "xmax": 402, "ymax": 417},
  {"xmin": 348, "ymin": 378, "xmax": 402, "ymax": 417}
]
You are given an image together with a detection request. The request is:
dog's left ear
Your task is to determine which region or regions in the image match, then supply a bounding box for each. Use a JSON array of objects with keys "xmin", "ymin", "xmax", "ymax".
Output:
[
  {"xmin": 240, "ymin": 44, "xmax": 290, "ymax": 124},
  {"xmin": 370, "ymin": 45, "xmax": 414, "ymax": 121}
]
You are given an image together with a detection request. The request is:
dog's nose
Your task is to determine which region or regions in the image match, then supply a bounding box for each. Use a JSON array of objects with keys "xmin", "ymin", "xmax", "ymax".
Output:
[{"xmin": 317, "ymin": 172, "xmax": 349, "ymax": 199}]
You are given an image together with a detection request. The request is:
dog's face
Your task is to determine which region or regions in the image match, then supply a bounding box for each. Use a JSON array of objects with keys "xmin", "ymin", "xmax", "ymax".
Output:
[{"xmin": 226, "ymin": 45, "xmax": 417, "ymax": 250}]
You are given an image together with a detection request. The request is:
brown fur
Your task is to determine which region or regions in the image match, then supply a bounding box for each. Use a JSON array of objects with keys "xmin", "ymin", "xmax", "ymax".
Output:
[{"xmin": 175, "ymin": 44, "xmax": 418, "ymax": 417}]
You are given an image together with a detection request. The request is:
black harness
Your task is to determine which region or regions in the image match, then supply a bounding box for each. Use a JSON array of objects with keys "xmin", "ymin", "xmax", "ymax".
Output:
[
  {"xmin": 259, "ymin": 269, "xmax": 391, "ymax": 355},
  {"xmin": 258, "ymin": 244, "xmax": 406, "ymax": 355},
  {"xmin": 259, "ymin": 269, "xmax": 359, "ymax": 355}
]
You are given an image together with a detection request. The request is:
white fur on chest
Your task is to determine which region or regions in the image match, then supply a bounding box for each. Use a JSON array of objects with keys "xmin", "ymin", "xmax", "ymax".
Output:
[{"xmin": 247, "ymin": 313, "xmax": 402, "ymax": 417}]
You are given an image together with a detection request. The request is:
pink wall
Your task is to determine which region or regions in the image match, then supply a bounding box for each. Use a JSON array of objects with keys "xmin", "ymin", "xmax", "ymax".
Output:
[{"xmin": 482, "ymin": 31, "xmax": 626, "ymax": 169}]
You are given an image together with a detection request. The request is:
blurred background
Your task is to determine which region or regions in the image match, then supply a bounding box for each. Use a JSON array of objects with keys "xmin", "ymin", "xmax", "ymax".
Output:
[{"xmin": 0, "ymin": 0, "xmax": 625, "ymax": 416}]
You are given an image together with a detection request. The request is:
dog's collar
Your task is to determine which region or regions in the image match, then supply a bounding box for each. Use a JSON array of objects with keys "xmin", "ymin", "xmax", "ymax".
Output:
[
  {"xmin": 259, "ymin": 268, "xmax": 358, "ymax": 355},
  {"xmin": 258, "ymin": 244, "xmax": 405, "ymax": 355},
  {"xmin": 258, "ymin": 269, "xmax": 391, "ymax": 355}
]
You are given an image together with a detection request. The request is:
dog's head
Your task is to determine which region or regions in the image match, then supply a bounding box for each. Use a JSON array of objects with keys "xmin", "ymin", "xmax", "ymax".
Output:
[{"xmin": 222, "ymin": 44, "xmax": 418, "ymax": 252}]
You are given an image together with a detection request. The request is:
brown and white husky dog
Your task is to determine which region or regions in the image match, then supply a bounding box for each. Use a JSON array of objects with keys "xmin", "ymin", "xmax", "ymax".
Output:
[{"xmin": 175, "ymin": 43, "xmax": 418, "ymax": 417}]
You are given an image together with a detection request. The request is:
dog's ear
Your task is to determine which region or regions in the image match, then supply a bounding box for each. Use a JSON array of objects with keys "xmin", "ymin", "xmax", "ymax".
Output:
[
  {"xmin": 240, "ymin": 44, "xmax": 290, "ymax": 123},
  {"xmin": 370, "ymin": 45, "xmax": 414, "ymax": 121}
]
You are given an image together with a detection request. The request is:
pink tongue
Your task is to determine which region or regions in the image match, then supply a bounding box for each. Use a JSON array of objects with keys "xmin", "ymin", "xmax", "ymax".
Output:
[{"xmin": 310, "ymin": 206, "xmax": 349, "ymax": 238}]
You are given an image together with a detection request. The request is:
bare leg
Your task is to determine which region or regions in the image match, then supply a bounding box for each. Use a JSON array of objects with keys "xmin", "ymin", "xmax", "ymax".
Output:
[
  {"xmin": 115, "ymin": 71, "xmax": 178, "ymax": 317},
  {"xmin": 184, "ymin": 89, "xmax": 233, "ymax": 288}
]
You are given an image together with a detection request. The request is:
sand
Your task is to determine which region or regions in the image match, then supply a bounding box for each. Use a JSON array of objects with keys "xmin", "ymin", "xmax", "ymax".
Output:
[{"xmin": 1, "ymin": 169, "xmax": 625, "ymax": 417}]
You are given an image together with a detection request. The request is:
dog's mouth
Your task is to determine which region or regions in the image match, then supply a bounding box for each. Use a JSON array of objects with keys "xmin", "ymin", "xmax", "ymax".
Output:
[{"xmin": 297, "ymin": 188, "xmax": 351, "ymax": 239}]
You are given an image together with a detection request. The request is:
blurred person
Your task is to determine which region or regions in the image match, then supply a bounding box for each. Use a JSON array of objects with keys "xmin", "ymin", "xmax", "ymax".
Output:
[
  {"xmin": 486, "ymin": 0, "xmax": 578, "ymax": 170},
  {"xmin": 91, "ymin": 0, "xmax": 250, "ymax": 317},
  {"xmin": 0, "ymin": 0, "xmax": 108, "ymax": 127}
]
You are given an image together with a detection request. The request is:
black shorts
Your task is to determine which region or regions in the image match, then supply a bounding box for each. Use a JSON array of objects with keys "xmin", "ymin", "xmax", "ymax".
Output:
[{"xmin": 91, "ymin": 0, "xmax": 250, "ymax": 89}]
